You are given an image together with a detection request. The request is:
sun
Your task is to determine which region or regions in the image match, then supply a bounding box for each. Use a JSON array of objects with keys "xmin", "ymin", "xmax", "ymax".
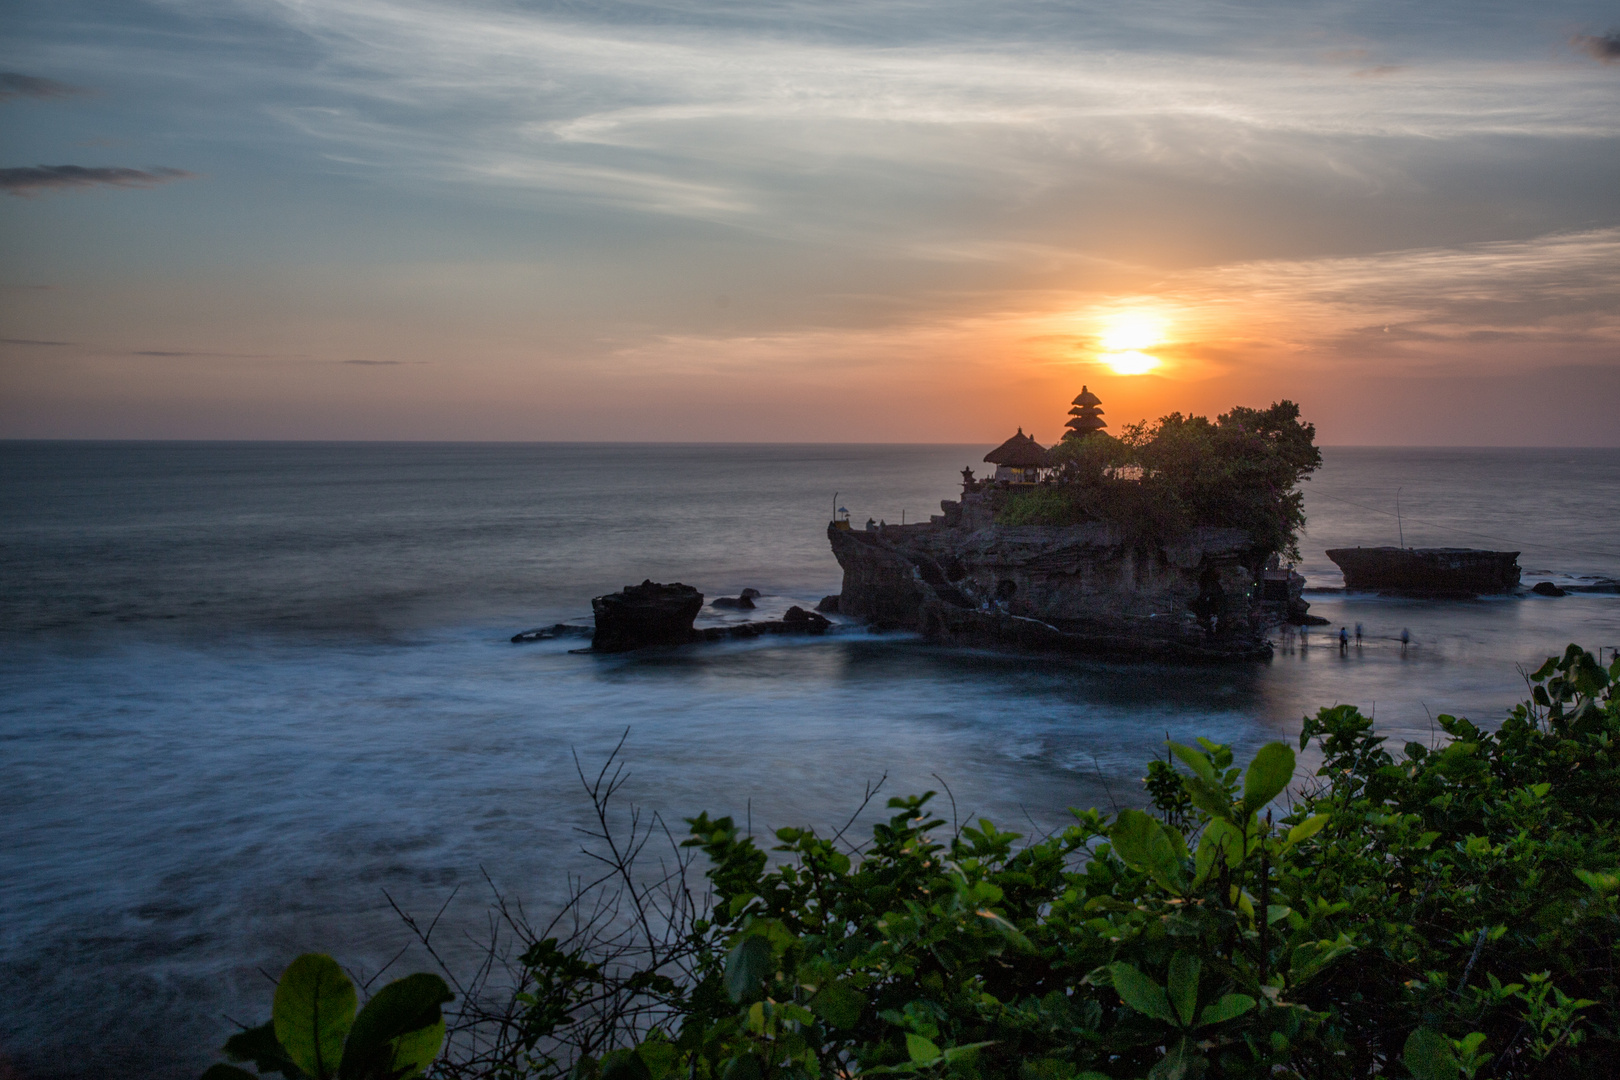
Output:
[
  {"xmin": 1106, "ymin": 350, "xmax": 1161, "ymax": 375},
  {"xmin": 1094, "ymin": 311, "xmax": 1168, "ymax": 374},
  {"xmin": 1098, "ymin": 312, "xmax": 1165, "ymax": 352}
]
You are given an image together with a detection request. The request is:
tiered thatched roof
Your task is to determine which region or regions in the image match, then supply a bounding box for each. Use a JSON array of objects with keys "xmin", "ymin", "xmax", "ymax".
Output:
[
  {"xmin": 983, "ymin": 428, "xmax": 1050, "ymax": 467},
  {"xmin": 1064, "ymin": 386, "xmax": 1106, "ymax": 439}
]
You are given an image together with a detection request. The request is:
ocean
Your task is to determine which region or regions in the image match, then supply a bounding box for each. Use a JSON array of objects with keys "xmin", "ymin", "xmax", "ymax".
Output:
[{"xmin": 2, "ymin": 442, "xmax": 1617, "ymax": 1078}]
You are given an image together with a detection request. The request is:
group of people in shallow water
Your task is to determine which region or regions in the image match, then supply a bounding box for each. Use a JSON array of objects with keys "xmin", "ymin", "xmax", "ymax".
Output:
[{"xmin": 1277, "ymin": 621, "xmax": 1411, "ymax": 656}]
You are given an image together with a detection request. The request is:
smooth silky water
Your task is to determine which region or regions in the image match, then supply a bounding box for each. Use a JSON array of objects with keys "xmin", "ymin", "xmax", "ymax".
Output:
[{"xmin": 2, "ymin": 443, "xmax": 1617, "ymax": 1078}]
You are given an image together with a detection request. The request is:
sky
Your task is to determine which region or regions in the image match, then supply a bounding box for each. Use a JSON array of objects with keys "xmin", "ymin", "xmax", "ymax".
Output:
[{"xmin": 1, "ymin": 1, "xmax": 1617, "ymax": 444}]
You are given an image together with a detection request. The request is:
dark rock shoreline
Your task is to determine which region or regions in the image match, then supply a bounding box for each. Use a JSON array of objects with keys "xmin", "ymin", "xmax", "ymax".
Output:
[
  {"xmin": 827, "ymin": 520, "xmax": 1279, "ymax": 662},
  {"xmin": 513, "ymin": 581, "xmax": 832, "ymax": 652}
]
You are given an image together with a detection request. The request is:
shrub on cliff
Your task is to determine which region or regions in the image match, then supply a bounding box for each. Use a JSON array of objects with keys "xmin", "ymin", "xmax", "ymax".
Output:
[
  {"xmin": 206, "ymin": 646, "xmax": 1620, "ymax": 1079},
  {"xmin": 1011, "ymin": 400, "xmax": 1322, "ymax": 558}
]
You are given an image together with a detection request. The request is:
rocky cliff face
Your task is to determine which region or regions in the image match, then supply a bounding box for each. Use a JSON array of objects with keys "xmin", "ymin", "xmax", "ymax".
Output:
[{"xmin": 828, "ymin": 510, "xmax": 1276, "ymax": 660}]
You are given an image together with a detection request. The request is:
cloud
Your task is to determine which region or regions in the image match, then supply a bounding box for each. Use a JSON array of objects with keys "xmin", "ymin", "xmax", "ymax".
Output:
[
  {"xmin": 0, "ymin": 71, "xmax": 90, "ymax": 101},
  {"xmin": 0, "ymin": 165, "xmax": 197, "ymax": 196},
  {"xmin": 2, "ymin": 337, "xmax": 73, "ymax": 346},
  {"xmin": 340, "ymin": 359, "xmax": 410, "ymax": 365},
  {"xmin": 1573, "ymin": 31, "xmax": 1620, "ymax": 63},
  {"xmin": 130, "ymin": 350, "xmax": 272, "ymax": 358}
]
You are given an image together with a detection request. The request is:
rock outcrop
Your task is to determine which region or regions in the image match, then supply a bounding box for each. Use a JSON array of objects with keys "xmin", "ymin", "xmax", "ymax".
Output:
[
  {"xmin": 827, "ymin": 516, "xmax": 1275, "ymax": 661},
  {"xmin": 591, "ymin": 580, "xmax": 704, "ymax": 652},
  {"xmin": 1326, "ymin": 547, "xmax": 1520, "ymax": 595}
]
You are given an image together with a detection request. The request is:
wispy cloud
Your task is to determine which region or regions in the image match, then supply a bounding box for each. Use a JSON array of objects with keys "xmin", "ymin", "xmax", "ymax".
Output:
[
  {"xmin": 130, "ymin": 351, "xmax": 274, "ymax": 359},
  {"xmin": 0, "ymin": 71, "xmax": 90, "ymax": 101},
  {"xmin": 1572, "ymin": 31, "xmax": 1620, "ymax": 64},
  {"xmin": 0, "ymin": 166, "xmax": 197, "ymax": 196},
  {"xmin": 180, "ymin": 0, "xmax": 1619, "ymax": 229},
  {"xmin": 1, "ymin": 337, "xmax": 73, "ymax": 345}
]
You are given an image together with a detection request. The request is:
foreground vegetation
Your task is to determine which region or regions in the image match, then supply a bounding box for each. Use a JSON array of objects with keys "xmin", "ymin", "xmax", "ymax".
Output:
[
  {"xmin": 996, "ymin": 401, "xmax": 1322, "ymax": 559},
  {"xmin": 208, "ymin": 645, "xmax": 1618, "ymax": 1079}
]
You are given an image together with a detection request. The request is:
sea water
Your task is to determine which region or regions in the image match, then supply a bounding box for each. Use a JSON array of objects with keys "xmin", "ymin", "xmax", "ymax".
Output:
[{"xmin": 2, "ymin": 443, "xmax": 1617, "ymax": 1078}]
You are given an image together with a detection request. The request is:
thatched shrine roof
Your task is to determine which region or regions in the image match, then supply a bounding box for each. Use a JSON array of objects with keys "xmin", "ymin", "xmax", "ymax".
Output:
[{"xmin": 984, "ymin": 428, "xmax": 1050, "ymax": 467}]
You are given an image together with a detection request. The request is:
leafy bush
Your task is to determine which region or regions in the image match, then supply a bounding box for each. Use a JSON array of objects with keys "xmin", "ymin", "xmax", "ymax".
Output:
[
  {"xmin": 1041, "ymin": 401, "xmax": 1322, "ymax": 558},
  {"xmin": 210, "ymin": 646, "xmax": 1619, "ymax": 1079},
  {"xmin": 203, "ymin": 954, "xmax": 452, "ymax": 1080}
]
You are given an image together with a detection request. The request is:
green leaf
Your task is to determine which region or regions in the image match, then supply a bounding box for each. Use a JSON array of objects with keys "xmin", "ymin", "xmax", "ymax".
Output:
[
  {"xmin": 1183, "ymin": 776, "xmax": 1234, "ymax": 821},
  {"xmin": 1403, "ymin": 1027, "xmax": 1460, "ymax": 1080},
  {"xmin": 340, "ymin": 973, "xmax": 453, "ymax": 1080},
  {"xmin": 273, "ymin": 954, "xmax": 357, "ymax": 1080},
  {"xmin": 1575, "ymin": 868, "xmax": 1619, "ymax": 896},
  {"xmin": 222, "ymin": 1020, "xmax": 302, "ymax": 1078},
  {"xmin": 1108, "ymin": 963, "xmax": 1177, "ymax": 1024},
  {"xmin": 1167, "ymin": 952, "xmax": 1200, "ymax": 1027},
  {"xmin": 1242, "ymin": 742, "xmax": 1296, "ymax": 812},
  {"xmin": 723, "ymin": 935, "xmax": 772, "ymax": 1004},
  {"xmin": 1195, "ymin": 994, "xmax": 1256, "ymax": 1027},
  {"xmin": 201, "ymin": 1066, "xmax": 262, "ymax": 1080},
  {"xmin": 809, "ymin": 980, "xmax": 866, "ymax": 1030},
  {"xmin": 1111, "ymin": 808, "xmax": 1162, "ymax": 870},
  {"xmin": 600, "ymin": 1049, "xmax": 653, "ymax": 1080},
  {"xmin": 906, "ymin": 1033, "xmax": 942, "ymax": 1063},
  {"xmin": 1284, "ymin": 814, "xmax": 1329, "ymax": 848},
  {"xmin": 1111, "ymin": 809, "xmax": 1188, "ymax": 893},
  {"xmin": 1167, "ymin": 742, "xmax": 1218, "ymax": 786},
  {"xmin": 1148, "ymin": 1036, "xmax": 1208, "ymax": 1080},
  {"xmin": 1194, "ymin": 818, "xmax": 1244, "ymax": 885}
]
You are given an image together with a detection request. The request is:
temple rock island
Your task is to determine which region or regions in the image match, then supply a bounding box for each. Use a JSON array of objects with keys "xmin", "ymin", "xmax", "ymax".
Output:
[{"xmin": 827, "ymin": 388, "xmax": 1320, "ymax": 662}]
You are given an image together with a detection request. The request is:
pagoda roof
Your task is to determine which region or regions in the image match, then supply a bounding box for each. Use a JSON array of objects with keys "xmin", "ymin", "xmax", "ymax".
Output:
[
  {"xmin": 983, "ymin": 428, "xmax": 1051, "ymax": 467},
  {"xmin": 1072, "ymin": 386, "xmax": 1102, "ymax": 407}
]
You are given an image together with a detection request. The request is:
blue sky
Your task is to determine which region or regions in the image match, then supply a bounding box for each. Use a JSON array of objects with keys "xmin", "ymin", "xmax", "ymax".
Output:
[{"xmin": 2, "ymin": 1, "xmax": 1617, "ymax": 442}]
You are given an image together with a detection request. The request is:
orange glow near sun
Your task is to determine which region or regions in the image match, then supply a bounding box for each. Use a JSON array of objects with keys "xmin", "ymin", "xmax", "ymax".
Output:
[{"xmin": 1095, "ymin": 312, "xmax": 1168, "ymax": 375}]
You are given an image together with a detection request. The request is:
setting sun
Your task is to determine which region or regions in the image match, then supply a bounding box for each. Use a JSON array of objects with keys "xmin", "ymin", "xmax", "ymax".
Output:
[
  {"xmin": 1105, "ymin": 350, "xmax": 1162, "ymax": 375},
  {"xmin": 1095, "ymin": 311, "xmax": 1168, "ymax": 374},
  {"xmin": 1098, "ymin": 313, "xmax": 1166, "ymax": 352}
]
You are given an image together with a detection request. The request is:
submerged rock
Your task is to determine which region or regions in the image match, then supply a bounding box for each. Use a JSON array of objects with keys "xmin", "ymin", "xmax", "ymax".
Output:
[
  {"xmin": 591, "ymin": 580, "xmax": 704, "ymax": 652},
  {"xmin": 511, "ymin": 623, "xmax": 593, "ymax": 643},
  {"xmin": 1531, "ymin": 581, "xmax": 1568, "ymax": 597}
]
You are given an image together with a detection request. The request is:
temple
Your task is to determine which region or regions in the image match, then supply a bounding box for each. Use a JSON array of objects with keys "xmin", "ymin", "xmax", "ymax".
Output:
[
  {"xmin": 982, "ymin": 428, "xmax": 1049, "ymax": 483},
  {"xmin": 1063, "ymin": 386, "xmax": 1106, "ymax": 440}
]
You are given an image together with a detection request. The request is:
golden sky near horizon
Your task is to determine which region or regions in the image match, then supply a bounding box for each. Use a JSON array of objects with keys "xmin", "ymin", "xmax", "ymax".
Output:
[{"xmin": 2, "ymin": 1, "xmax": 1618, "ymax": 444}]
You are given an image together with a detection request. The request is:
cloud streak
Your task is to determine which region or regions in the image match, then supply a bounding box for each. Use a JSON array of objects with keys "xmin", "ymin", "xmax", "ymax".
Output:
[
  {"xmin": 0, "ymin": 71, "xmax": 90, "ymax": 101},
  {"xmin": 0, "ymin": 166, "xmax": 197, "ymax": 196}
]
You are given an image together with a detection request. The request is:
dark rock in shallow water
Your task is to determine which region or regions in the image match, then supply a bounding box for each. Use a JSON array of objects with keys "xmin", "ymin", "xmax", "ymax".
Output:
[
  {"xmin": 783, "ymin": 606, "xmax": 832, "ymax": 631},
  {"xmin": 815, "ymin": 594, "xmax": 841, "ymax": 614},
  {"xmin": 1326, "ymin": 547, "xmax": 1520, "ymax": 595},
  {"xmin": 511, "ymin": 623, "xmax": 593, "ymax": 643},
  {"xmin": 591, "ymin": 580, "xmax": 704, "ymax": 652},
  {"xmin": 711, "ymin": 595, "xmax": 756, "ymax": 609},
  {"xmin": 1531, "ymin": 581, "xmax": 1568, "ymax": 597}
]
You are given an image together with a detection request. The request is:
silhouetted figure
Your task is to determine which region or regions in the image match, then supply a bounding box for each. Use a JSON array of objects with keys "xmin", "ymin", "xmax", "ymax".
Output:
[
  {"xmin": 1400, "ymin": 627, "xmax": 1411, "ymax": 653},
  {"xmin": 1355, "ymin": 622, "xmax": 1363, "ymax": 647},
  {"xmin": 1339, "ymin": 627, "xmax": 1349, "ymax": 653},
  {"xmin": 865, "ymin": 518, "xmax": 876, "ymax": 532}
]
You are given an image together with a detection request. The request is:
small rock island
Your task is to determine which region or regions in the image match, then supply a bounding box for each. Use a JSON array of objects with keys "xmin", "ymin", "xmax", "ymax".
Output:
[{"xmin": 827, "ymin": 389, "xmax": 1322, "ymax": 661}]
